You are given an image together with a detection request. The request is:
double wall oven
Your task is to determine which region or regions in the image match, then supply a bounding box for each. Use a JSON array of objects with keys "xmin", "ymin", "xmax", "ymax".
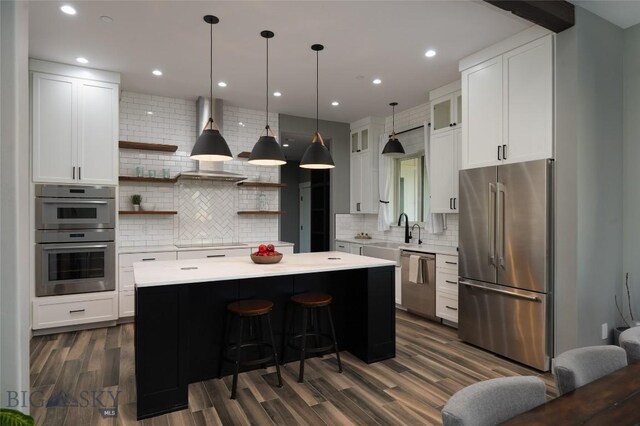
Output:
[{"xmin": 35, "ymin": 185, "xmax": 116, "ymax": 296}]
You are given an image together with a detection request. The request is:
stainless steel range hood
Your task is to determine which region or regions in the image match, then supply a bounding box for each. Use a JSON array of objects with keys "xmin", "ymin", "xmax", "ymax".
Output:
[{"xmin": 178, "ymin": 96, "xmax": 247, "ymax": 182}]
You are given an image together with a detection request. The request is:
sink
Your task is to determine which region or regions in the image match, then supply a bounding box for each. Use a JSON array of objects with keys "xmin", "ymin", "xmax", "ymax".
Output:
[{"xmin": 362, "ymin": 243, "xmax": 401, "ymax": 266}]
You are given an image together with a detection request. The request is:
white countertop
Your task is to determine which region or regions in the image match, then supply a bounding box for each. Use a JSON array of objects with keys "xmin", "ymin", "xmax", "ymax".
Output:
[
  {"xmin": 134, "ymin": 251, "xmax": 396, "ymax": 288},
  {"xmin": 119, "ymin": 241, "xmax": 294, "ymax": 254}
]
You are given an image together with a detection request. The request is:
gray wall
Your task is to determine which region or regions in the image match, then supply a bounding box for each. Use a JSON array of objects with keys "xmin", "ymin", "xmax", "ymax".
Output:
[
  {"xmin": 1, "ymin": 0, "xmax": 31, "ymax": 412},
  {"xmin": 623, "ymin": 22, "xmax": 640, "ymax": 322},
  {"xmin": 555, "ymin": 7, "xmax": 624, "ymax": 354},
  {"xmin": 280, "ymin": 161, "xmax": 302, "ymax": 252},
  {"xmin": 278, "ymin": 114, "xmax": 350, "ymax": 248}
]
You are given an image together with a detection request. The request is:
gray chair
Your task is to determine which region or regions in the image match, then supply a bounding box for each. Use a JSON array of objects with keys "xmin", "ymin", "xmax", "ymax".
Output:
[
  {"xmin": 620, "ymin": 327, "xmax": 640, "ymax": 364},
  {"xmin": 553, "ymin": 345, "xmax": 628, "ymax": 396},
  {"xmin": 441, "ymin": 376, "xmax": 546, "ymax": 426}
]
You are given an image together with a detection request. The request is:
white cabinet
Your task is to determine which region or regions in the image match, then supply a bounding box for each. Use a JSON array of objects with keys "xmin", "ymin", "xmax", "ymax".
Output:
[
  {"xmin": 395, "ymin": 266, "xmax": 402, "ymax": 305},
  {"xmin": 33, "ymin": 293, "xmax": 117, "ymax": 330},
  {"xmin": 431, "ymin": 91, "xmax": 462, "ymax": 135},
  {"xmin": 31, "ymin": 69, "xmax": 119, "ymax": 185},
  {"xmin": 350, "ymin": 243, "xmax": 363, "ymax": 256},
  {"xmin": 461, "ymin": 34, "xmax": 553, "ymax": 170},
  {"xmin": 350, "ymin": 117, "xmax": 384, "ymax": 214},
  {"xmin": 335, "ymin": 241, "xmax": 350, "ymax": 253},
  {"xmin": 435, "ymin": 253, "xmax": 459, "ymax": 324}
]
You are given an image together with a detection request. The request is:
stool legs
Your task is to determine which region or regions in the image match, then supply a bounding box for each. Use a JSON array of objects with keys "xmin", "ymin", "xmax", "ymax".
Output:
[
  {"xmin": 265, "ymin": 314, "xmax": 283, "ymax": 388},
  {"xmin": 231, "ymin": 316, "xmax": 245, "ymax": 400},
  {"xmin": 326, "ymin": 306, "xmax": 342, "ymax": 373},
  {"xmin": 298, "ymin": 307, "xmax": 308, "ymax": 383}
]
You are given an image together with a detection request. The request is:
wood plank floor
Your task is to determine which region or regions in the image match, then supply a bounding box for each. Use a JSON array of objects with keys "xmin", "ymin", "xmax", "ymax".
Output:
[{"xmin": 30, "ymin": 309, "xmax": 556, "ymax": 425}]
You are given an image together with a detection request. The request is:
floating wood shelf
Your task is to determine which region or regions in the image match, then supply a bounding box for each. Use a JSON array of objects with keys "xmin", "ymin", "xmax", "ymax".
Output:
[
  {"xmin": 119, "ymin": 141, "xmax": 178, "ymax": 152},
  {"xmin": 119, "ymin": 210, "xmax": 177, "ymax": 215},
  {"xmin": 237, "ymin": 182, "xmax": 287, "ymax": 188},
  {"xmin": 119, "ymin": 176, "xmax": 178, "ymax": 184},
  {"xmin": 237, "ymin": 151, "xmax": 251, "ymax": 159},
  {"xmin": 237, "ymin": 210, "xmax": 286, "ymax": 215}
]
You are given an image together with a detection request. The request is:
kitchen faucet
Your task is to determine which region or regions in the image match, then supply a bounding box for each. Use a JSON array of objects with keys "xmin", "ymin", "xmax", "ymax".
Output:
[
  {"xmin": 397, "ymin": 213, "xmax": 411, "ymax": 243},
  {"xmin": 411, "ymin": 223, "xmax": 423, "ymax": 245}
]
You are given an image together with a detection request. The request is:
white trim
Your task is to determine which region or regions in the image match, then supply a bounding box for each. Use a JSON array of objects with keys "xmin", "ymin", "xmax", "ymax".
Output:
[
  {"xmin": 350, "ymin": 115, "xmax": 385, "ymax": 131},
  {"xmin": 29, "ymin": 58, "xmax": 121, "ymax": 84},
  {"xmin": 458, "ymin": 26, "xmax": 552, "ymax": 72},
  {"xmin": 429, "ymin": 80, "xmax": 461, "ymax": 101}
]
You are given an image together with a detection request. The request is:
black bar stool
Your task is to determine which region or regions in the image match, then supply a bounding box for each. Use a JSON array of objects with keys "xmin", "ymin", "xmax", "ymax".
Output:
[
  {"xmin": 220, "ymin": 299, "xmax": 283, "ymax": 399},
  {"xmin": 284, "ymin": 292, "xmax": 342, "ymax": 383}
]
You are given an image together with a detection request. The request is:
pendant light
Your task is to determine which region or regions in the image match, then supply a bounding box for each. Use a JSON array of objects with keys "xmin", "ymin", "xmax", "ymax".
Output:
[
  {"xmin": 382, "ymin": 102, "xmax": 405, "ymax": 157},
  {"xmin": 300, "ymin": 44, "xmax": 335, "ymax": 169},
  {"xmin": 249, "ymin": 31, "xmax": 286, "ymax": 166},
  {"xmin": 191, "ymin": 15, "xmax": 233, "ymax": 162}
]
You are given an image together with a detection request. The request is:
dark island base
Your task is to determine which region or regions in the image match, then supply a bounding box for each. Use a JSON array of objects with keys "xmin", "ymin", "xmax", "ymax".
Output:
[{"xmin": 135, "ymin": 266, "xmax": 396, "ymax": 420}]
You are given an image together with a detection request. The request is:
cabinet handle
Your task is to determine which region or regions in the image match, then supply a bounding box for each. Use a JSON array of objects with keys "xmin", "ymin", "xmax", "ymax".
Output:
[
  {"xmin": 78, "ymin": 167, "xmax": 82, "ymax": 180},
  {"xmin": 72, "ymin": 166, "xmax": 76, "ymax": 180},
  {"xmin": 445, "ymin": 280, "xmax": 458, "ymax": 284},
  {"xmin": 206, "ymin": 254, "xmax": 226, "ymax": 258},
  {"xmin": 357, "ymin": 202, "xmax": 360, "ymax": 212},
  {"xmin": 69, "ymin": 309, "xmax": 85, "ymax": 314},
  {"xmin": 453, "ymin": 123, "xmax": 457, "ymax": 126},
  {"xmin": 445, "ymin": 305, "xmax": 458, "ymax": 311},
  {"xmin": 445, "ymin": 261, "xmax": 457, "ymax": 265},
  {"xmin": 449, "ymin": 198, "xmax": 452, "ymax": 210},
  {"xmin": 142, "ymin": 258, "xmax": 156, "ymax": 261},
  {"xmin": 498, "ymin": 145, "xmax": 502, "ymax": 161},
  {"xmin": 449, "ymin": 123, "xmax": 453, "ymax": 127},
  {"xmin": 453, "ymin": 198, "xmax": 457, "ymax": 210},
  {"xmin": 502, "ymin": 144, "xmax": 507, "ymax": 159}
]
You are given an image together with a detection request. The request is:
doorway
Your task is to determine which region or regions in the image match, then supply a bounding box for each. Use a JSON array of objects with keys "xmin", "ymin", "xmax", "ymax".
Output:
[{"xmin": 299, "ymin": 183, "xmax": 311, "ymax": 252}]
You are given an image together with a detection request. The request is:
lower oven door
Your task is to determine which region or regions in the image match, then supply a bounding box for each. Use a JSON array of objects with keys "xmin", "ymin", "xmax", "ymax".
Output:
[{"xmin": 36, "ymin": 242, "xmax": 115, "ymax": 296}]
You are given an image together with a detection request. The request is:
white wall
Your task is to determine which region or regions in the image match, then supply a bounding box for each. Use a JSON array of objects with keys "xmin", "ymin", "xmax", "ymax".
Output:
[
  {"xmin": 555, "ymin": 7, "xmax": 624, "ymax": 353},
  {"xmin": 118, "ymin": 92, "xmax": 280, "ymax": 247},
  {"xmin": 623, "ymin": 22, "xmax": 640, "ymax": 322},
  {"xmin": 0, "ymin": 0, "xmax": 30, "ymax": 412}
]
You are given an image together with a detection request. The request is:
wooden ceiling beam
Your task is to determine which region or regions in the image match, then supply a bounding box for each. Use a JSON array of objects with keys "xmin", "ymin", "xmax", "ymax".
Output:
[{"xmin": 485, "ymin": 0, "xmax": 575, "ymax": 33}]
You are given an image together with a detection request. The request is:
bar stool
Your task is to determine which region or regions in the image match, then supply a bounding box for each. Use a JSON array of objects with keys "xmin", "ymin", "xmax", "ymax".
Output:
[
  {"xmin": 285, "ymin": 292, "xmax": 342, "ymax": 383},
  {"xmin": 220, "ymin": 299, "xmax": 283, "ymax": 399}
]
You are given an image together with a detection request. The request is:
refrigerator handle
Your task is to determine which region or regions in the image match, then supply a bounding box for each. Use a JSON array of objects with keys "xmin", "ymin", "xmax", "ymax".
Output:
[
  {"xmin": 460, "ymin": 280, "xmax": 541, "ymax": 302},
  {"xmin": 488, "ymin": 183, "xmax": 496, "ymax": 267},
  {"xmin": 497, "ymin": 182, "xmax": 506, "ymax": 268}
]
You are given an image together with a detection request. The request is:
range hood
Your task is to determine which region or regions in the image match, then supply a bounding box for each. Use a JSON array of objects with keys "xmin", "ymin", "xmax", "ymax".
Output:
[{"xmin": 178, "ymin": 96, "xmax": 247, "ymax": 182}]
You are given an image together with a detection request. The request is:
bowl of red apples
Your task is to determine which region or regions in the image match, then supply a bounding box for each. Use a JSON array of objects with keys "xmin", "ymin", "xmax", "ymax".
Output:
[{"xmin": 250, "ymin": 244, "xmax": 283, "ymax": 264}]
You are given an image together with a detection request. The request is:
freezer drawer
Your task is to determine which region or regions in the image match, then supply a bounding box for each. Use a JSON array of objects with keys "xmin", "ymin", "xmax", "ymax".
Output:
[{"xmin": 458, "ymin": 279, "xmax": 550, "ymax": 371}]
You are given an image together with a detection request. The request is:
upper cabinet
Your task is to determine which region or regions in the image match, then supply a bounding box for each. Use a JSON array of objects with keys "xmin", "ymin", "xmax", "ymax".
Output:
[
  {"xmin": 350, "ymin": 117, "xmax": 384, "ymax": 214},
  {"xmin": 460, "ymin": 32, "xmax": 553, "ymax": 170},
  {"xmin": 31, "ymin": 60, "xmax": 120, "ymax": 185},
  {"xmin": 429, "ymin": 81, "xmax": 462, "ymax": 214}
]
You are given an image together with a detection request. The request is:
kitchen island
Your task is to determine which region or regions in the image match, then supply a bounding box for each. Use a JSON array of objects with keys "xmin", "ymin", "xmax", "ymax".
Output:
[{"xmin": 134, "ymin": 252, "xmax": 396, "ymax": 420}]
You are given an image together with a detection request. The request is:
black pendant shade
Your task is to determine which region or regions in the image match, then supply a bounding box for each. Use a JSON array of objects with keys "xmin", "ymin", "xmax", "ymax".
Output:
[
  {"xmin": 190, "ymin": 15, "xmax": 233, "ymax": 162},
  {"xmin": 300, "ymin": 133, "xmax": 335, "ymax": 169},
  {"xmin": 300, "ymin": 43, "xmax": 335, "ymax": 170},
  {"xmin": 248, "ymin": 30, "xmax": 285, "ymax": 166},
  {"xmin": 382, "ymin": 102, "xmax": 405, "ymax": 157},
  {"xmin": 191, "ymin": 129, "xmax": 232, "ymax": 161}
]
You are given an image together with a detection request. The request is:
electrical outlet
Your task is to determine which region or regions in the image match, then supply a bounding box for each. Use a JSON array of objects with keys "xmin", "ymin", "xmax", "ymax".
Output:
[{"xmin": 601, "ymin": 323, "xmax": 608, "ymax": 340}]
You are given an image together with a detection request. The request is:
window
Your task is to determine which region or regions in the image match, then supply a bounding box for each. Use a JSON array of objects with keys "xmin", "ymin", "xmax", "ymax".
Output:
[{"xmin": 395, "ymin": 153, "xmax": 426, "ymax": 223}]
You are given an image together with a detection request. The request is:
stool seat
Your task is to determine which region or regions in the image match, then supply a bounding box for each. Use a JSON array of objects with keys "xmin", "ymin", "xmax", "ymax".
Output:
[
  {"xmin": 227, "ymin": 299, "xmax": 273, "ymax": 316},
  {"xmin": 291, "ymin": 292, "xmax": 332, "ymax": 307}
]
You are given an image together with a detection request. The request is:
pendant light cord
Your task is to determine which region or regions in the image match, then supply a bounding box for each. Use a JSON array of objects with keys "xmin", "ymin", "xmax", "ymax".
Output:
[
  {"xmin": 392, "ymin": 103, "xmax": 395, "ymax": 135},
  {"xmin": 209, "ymin": 21, "xmax": 213, "ymax": 128},
  {"xmin": 316, "ymin": 49, "xmax": 319, "ymax": 134},
  {"xmin": 266, "ymin": 36, "xmax": 269, "ymax": 129}
]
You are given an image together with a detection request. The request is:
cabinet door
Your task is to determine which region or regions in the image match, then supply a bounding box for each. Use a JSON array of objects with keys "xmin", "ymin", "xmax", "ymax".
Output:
[
  {"xmin": 462, "ymin": 56, "xmax": 503, "ymax": 169},
  {"xmin": 32, "ymin": 73, "xmax": 78, "ymax": 183},
  {"xmin": 77, "ymin": 80, "xmax": 119, "ymax": 184},
  {"xmin": 429, "ymin": 131, "xmax": 456, "ymax": 213},
  {"xmin": 395, "ymin": 266, "xmax": 402, "ymax": 305},
  {"xmin": 360, "ymin": 128, "xmax": 369, "ymax": 152},
  {"xmin": 350, "ymin": 244, "xmax": 363, "ymax": 255},
  {"xmin": 350, "ymin": 154, "xmax": 363, "ymax": 213},
  {"xmin": 454, "ymin": 91, "xmax": 463, "ymax": 127},
  {"xmin": 359, "ymin": 151, "xmax": 377, "ymax": 213},
  {"xmin": 431, "ymin": 95, "xmax": 453, "ymax": 135},
  {"xmin": 351, "ymin": 131, "xmax": 359, "ymax": 153},
  {"xmin": 453, "ymin": 128, "xmax": 462, "ymax": 210},
  {"xmin": 503, "ymin": 35, "xmax": 553, "ymax": 164}
]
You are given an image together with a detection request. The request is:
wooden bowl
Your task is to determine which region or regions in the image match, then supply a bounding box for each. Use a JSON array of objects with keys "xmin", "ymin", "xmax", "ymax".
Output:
[{"xmin": 250, "ymin": 253, "xmax": 283, "ymax": 264}]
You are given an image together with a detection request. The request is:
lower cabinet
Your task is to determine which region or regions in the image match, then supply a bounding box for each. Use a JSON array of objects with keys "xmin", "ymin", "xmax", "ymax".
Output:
[
  {"xmin": 119, "ymin": 291, "xmax": 135, "ymax": 317},
  {"xmin": 435, "ymin": 253, "xmax": 459, "ymax": 324},
  {"xmin": 335, "ymin": 241, "xmax": 350, "ymax": 253},
  {"xmin": 395, "ymin": 266, "xmax": 402, "ymax": 305},
  {"xmin": 33, "ymin": 293, "xmax": 117, "ymax": 330},
  {"xmin": 350, "ymin": 243, "xmax": 363, "ymax": 255}
]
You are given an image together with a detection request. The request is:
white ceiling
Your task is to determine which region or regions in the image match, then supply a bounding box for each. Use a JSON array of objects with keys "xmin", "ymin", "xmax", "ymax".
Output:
[
  {"xmin": 28, "ymin": 1, "xmax": 531, "ymax": 123},
  {"xmin": 573, "ymin": 0, "xmax": 640, "ymax": 29}
]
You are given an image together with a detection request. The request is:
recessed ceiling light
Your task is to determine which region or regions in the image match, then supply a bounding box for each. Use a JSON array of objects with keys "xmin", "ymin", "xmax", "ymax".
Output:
[
  {"xmin": 152, "ymin": 69, "xmax": 163, "ymax": 76},
  {"xmin": 331, "ymin": 101, "xmax": 340, "ymax": 106},
  {"xmin": 60, "ymin": 5, "xmax": 76, "ymax": 15},
  {"xmin": 100, "ymin": 15, "xmax": 113, "ymax": 23},
  {"xmin": 218, "ymin": 81, "xmax": 227, "ymax": 87},
  {"xmin": 425, "ymin": 49, "xmax": 437, "ymax": 58},
  {"xmin": 147, "ymin": 111, "xmax": 154, "ymax": 115},
  {"xmin": 283, "ymin": 144, "xmax": 290, "ymax": 147},
  {"xmin": 273, "ymin": 91, "xmax": 282, "ymax": 97},
  {"xmin": 238, "ymin": 122, "xmax": 245, "ymax": 127},
  {"xmin": 372, "ymin": 78, "xmax": 382, "ymax": 85},
  {"xmin": 75, "ymin": 57, "xmax": 88, "ymax": 64}
]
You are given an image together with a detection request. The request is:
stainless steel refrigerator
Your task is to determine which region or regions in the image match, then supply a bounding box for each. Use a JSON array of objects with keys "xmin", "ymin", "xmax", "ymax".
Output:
[{"xmin": 458, "ymin": 159, "xmax": 553, "ymax": 371}]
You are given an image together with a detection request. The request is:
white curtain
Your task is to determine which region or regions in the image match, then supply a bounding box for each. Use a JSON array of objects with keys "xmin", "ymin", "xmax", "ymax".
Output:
[
  {"xmin": 378, "ymin": 133, "xmax": 392, "ymax": 231},
  {"xmin": 423, "ymin": 122, "xmax": 445, "ymax": 234}
]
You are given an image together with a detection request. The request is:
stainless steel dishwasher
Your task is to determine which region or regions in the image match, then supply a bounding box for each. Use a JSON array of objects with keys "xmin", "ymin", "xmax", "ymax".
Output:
[{"xmin": 401, "ymin": 251, "xmax": 436, "ymax": 320}]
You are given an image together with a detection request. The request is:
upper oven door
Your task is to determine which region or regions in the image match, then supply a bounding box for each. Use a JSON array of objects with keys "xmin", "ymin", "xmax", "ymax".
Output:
[{"xmin": 36, "ymin": 198, "xmax": 115, "ymax": 230}]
